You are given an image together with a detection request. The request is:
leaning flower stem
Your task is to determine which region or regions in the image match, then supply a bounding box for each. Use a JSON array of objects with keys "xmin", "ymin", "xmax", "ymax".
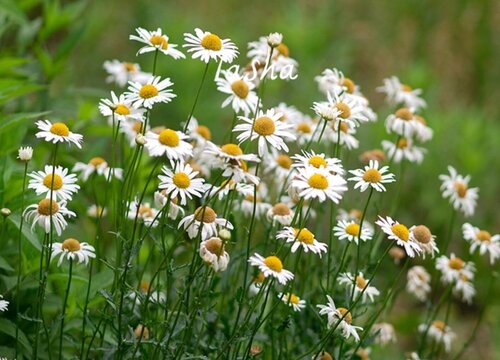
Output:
[
  {"xmin": 78, "ymin": 260, "xmax": 93, "ymax": 360},
  {"xmin": 58, "ymin": 259, "xmax": 73, "ymax": 360},
  {"xmin": 183, "ymin": 62, "xmax": 210, "ymax": 132},
  {"xmin": 330, "ymin": 242, "xmax": 351, "ymax": 292},
  {"xmin": 334, "ymin": 120, "xmax": 342, "ymax": 158},
  {"xmin": 15, "ymin": 161, "xmax": 28, "ymax": 359},
  {"xmin": 326, "ymin": 201, "xmax": 336, "ymax": 289},
  {"xmin": 305, "ymin": 117, "xmax": 326, "ymax": 151}
]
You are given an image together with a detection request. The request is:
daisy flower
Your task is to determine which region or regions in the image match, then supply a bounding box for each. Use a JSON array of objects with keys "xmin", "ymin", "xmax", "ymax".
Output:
[
  {"xmin": 130, "ymin": 27, "xmax": 185, "ymax": 59},
  {"xmin": 276, "ymin": 227, "xmax": 328, "ymax": 257},
  {"xmin": 127, "ymin": 200, "xmax": 159, "ymax": 228},
  {"xmin": 266, "ymin": 202, "xmax": 294, "ymax": 226},
  {"xmin": 199, "ymin": 237, "xmax": 230, "ymax": 272},
  {"xmin": 35, "ymin": 120, "xmax": 83, "ymax": 148},
  {"xmin": 178, "ymin": 206, "xmax": 233, "ymax": 240},
  {"xmin": 0, "ymin": 296, "xmax": 8, "ymax": 312},
  {"xmin": 371, "ymin": 323, "xmax": 397, "ymax": 346},
  {"xmin": 154, "ymin": 190, "xmax": 184, "ymax": 220},
  {"xmin": 377, "ymin": 76, "xmax": 426, "ymax": 110},
  {"xmin": 413, "ymin": 115, "xmax": 433, "ymax": 142},
  {"xmin": 436, "ymin": 253, "xmax": 475, "ymax": 285},
  {"xmin": 24, "ymin": 199, "xmax": 76, "ymax": 236},
  {"xmin": 241, "ymin": 195, "xmax": 272, "ymax": 218},
  {"xmin": 206, "ymin": 179, "xmax": 254, "ymax": 201},
  {"xmin": 385, "ymin": 108, "xmax": 416, "ymax": 137},
  {"xmin": 183, "ymin": 28, "xmax": 238, "ymax": 63},
  {"xmin": 18, "ymin": 146, "xmax": 33, "ymax": 161},
  {"xmin": 248, "ymin": 253, "xmax": 294, "ymax": 285},
  {"xmin": 411, "ymin": 225, "xmax": 439, "ymax": 259},
  {"xmin": 317, "ymin": 295, "xmax": 363, "ymax": 342},
  {"xmin": 87, "ymin": 205, "xmax": 107, "ymax": 218},
  {"xmin": 98, "ymin": 91, "xmax": 145, "ymax": 123},
  {"xmin": 315, "ymin": 68, "xmax": 357, "ymax": 97},
  {"xmin": 418, "ymin": 321, "xmax": 455, "ymax": 353},
  {"xmin": 453, "ymin": 273, "xmax": 476, "ymax": 304},
  {"xmin": 119, "ymin": 119, "xmax": 149, "ymax": 145},
  {"xmin": 439, "ymin": 166, "xmax": 479, "ymax": 217},
  {"xmin": 278, "ymin": 292, "xmax": 306, "ymax": 312},
  {"xmin": 291, "ymin": 116, "xmax": 318, "ymax": 145},
  {"xmin": 329, "ymin": 120, "xmax": 360, "ymax": 150},
  {"xmin": 247, "ymin": 36, "xmax": 298, "ymax": 75},
  {"xmin": 263, "ymin": 153, "xmax": 293, "ymax": 181},
  {"xmin": 103, "ymin": 59, "xmax": 150, "ymax": 87},
  {"xmin": 325, "ymin": 91, "xmax": 369, "ymax": 127},
  {"xmin": 406, "ymin": 266, "xmax": 431, "ymax": 302},
  {"xmin": 158, "ymin": 162, "xmax": 205, "ymax": 205},
  {"xmin": 382, "ymin": 138, "xmax": 426, "ymax": 164},
  {"xmin": 144, "ymin": 128, "xmax": 193, "ymax": 160},
  {"xmin": 28, "ymin": 165, "xmax": 80, "ymax": 201},
  {"xmin": 333, "ymin": 220, "xmax": 373, "ymax": 244},
  {"xmin": 233, "ymin": 109, "xmax": 296, "ymax": 157},
  {"xmin": 462, "ymin": 223, "xmax": 499, "ymax": 264},
  {"xmin": 270, "ymin": 102, "xmax": 303, "ymax": 124},
  {"xmin": 375, "ymin": 216, "xmax": 422, "ymax": 258},
  {"xmin": 359, "ymin": 149, "xmax": 386, "ymax": 164},
  {"xmin": 348, "ymin": 160, "xmax": 395, "ymax": 192},
  {"xmin": 338, "ymin": 272, "xmax": 380, "ymax": 303},
  {"xmin": 185, "ymin": 117, "xmax": 213, "ymax": 146},
  {"xmin": 216, "ymin": 69, "xmax": 259, "ymax": 115},
  {"xmin": 206, "ymin": 142, "xmax": 260, "ymax": 168},
  {"xmin": 290, "ymin": 166, "xmax": 347, "ymax": 203},
  {"xmin": 125, "ymin": 75, "xmax": 176, "ymax": 109},
  {"xmin": 249, "ymin": 271, "xmax": 266, "ymax": 296},
  {"xmin": 291, "ymin": 150, "xmax": 344, "ymax": 175},
  {"xmin": 73, "ymin": 157, "xmax": 123, "ymax": 181},
  {"xmin": 51, "ymin": 238, "xmax": 95, "ymax": 266}
]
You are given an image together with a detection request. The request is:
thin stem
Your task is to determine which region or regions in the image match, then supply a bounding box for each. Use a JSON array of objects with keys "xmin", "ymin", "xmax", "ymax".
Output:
[
  {"xmin": 59, "ymin": 259, "xmax": 73, "ymax": 360},
  {"xmin": 183, "ymin": 62, "xmax": 210, "ymax": 132}
]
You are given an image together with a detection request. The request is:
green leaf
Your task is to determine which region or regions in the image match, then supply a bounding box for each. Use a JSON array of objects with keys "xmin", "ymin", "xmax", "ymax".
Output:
[
  {"xmin": 0, "ymin": 255, "xmax": 14, "ymax": 272},
  {"xmin": 0, "ymin": 318, "xmax": 32, "ymax": 357},
  {"xmin": 0, "ymin": 111, "xmax": 50, "ymax": 135},
  {"xmin": 7, "ymin": 214, "xmax": 42, "ymax": 251}
]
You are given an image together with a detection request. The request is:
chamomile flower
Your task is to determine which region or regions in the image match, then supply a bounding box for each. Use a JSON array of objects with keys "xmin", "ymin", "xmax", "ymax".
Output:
[
  {"xmin": 185, "ymin": 117, "xmax": 213, "ymax": 146},
  {"xmin": 266, "ymin": 202, "xmax": 294, "ymax": 226},
  {"xmin": 206, "ymin": 142, "xmax": 260, "ymax": 169},
  {"xmin": 206, "ymin": 179, "xmax": 254, "ymax": 201},
  {"xmin": 418, "ymin": 321, "xmax": 455, "ymax": 353},
  {"xmin": 0, "ymin": 295, "xmax": 8, "ymax": 312},
  {"xmin": 247, "ymin": 36, "xmax": 298, "ymax": 74},
  {"xmin": 271, "ymin": 103, "xmax": 303, "ymax": 124},
  {"xmin": 98, "ymin": 91, "xmax": 145, "ymax": 123},
  {"xmin": 382, "ymin": 138, "xmax": 426, "ymax": 164},
  {"xmin": 406, "ymin": 266, "xmax": 431, "ymax": 302},
  {"xmin": 144, "ymin": 128, "xmax": 193, "ymax": 160},
  {"xmin": 317, "ymin": 295, "xmax": 363, "ymax": 342},
  {"xmin": 35, "ymin": 120, "xmax": 83, "ymax": 148},
  {"xmin": 436, "ymin": 254, "xmax": 475, "ymax": 285},
  {"xmin": 249, "ymin": 271, "xmax": 266, "ymax": 296},
  {"xmin": 51, "ymin": 238, "xmax": 95, "ymax": 266},
  {"xmin": 154, "ymin": 190, "xmax": 184, "ymax": 220},
  {"xmin": 378, "ymin": 76, "xmax": 426, "ymax": 110},
  {"xmin": 371, "ymin": 323, "xmax": 397, "ymax": 346},
  {"xmin": 385, "ymin": 108, "xmax": 416, "ymax": 137},
  {"xmin": 158, "ymin": 163, "xmax": 205, "ymax": 205},
  {"xmin": 277, "ymin": 227, "xmax": 328, "ymax": 256},
  {"xmin": 103, "ymin": 60, "xmax": 150, "ymax": 87},
  {"xmin": 333, "ymin": 220, "xmax": 373, "ymax": 244},
  {"xmin": 183, "ymin": 28, "xmax": 238, "ymax": 63},
  {"xmin": 348, "ymin": 160, "xmax": 395, "ymax": 192},
  {"xmin": 28, "ymin": 165, "xmax": 80, "ymax": 201},
  {"xmin": 411, "ymin": 225, "xmax": 439, "ymax": 259},
  {"xmin": 199, "ymin": 237, "xmax": 230, "ymax": 272},
  {"xmin": 178, "ymin": 206, "xmax": 233, "ymax": 240},
  {"xmin": 278, "ymin": 292, "xmax": 306, "ymax": 312},
  {"xmin": 359, "ymin": 149, "xmax": 386, "ymax": 164},
  {"xmin": 120, "ymin": 119, "xmax": 149, "ymax": 145},
  {"xmin": 73, "ymin": 157, "xmax": 123, "ymax": 181},
  {"xmin": 263, "ymin": 153, "xmax": 295, "ymax": 182},
  {"xmin": 325, "ymin": 91, "xmax": 369, "ymax": 127},
  {"xmin": 128, "ymin": 200, "xmax": 159, "ymax": 228},
  {"xmin": 234, "ymin": 109, "xmax": 296, "ymax": 157},
  {"xmin": 24, "ymin": 199, "xmax": 76, "ymax": 236},
  {"xmin": 125, "ymin": 76, "xmax": 176, "ymax": 109},
  {"xmin": 291, "ymin": 116, "xmax": 318, "ymax": 145},
  {"xmin": 375, "ymin": 216, "xmax": 422, "ymax": 258},
  {"xmin": 453, "ymin": 273, "xmax": 476, "ymax": 304},
  {"xmin": 462, "ymin": 223, "xmax": 499, "ymax": 264},
  {"xmin": 130, "ymin": 27, "xmax": 185, "ymax": 59},
  {"xmin": 314, "ymin": 68, "xmax": 358, "ymax": 97},
  {"xmin": 216, "ymin": 69, "xmax": 259, "ymax": 115},
  {"xmin": 329, "ymin": 120, "xmax": 360, "ymax": 150},
  {"xmin": 339, "ymin": 272, "xmax": 380, "ymax": 303},
  {"xmin": 290, "ymin": 166, "xmax": 347, "ymax": 203},
  {"xmin": 439, "ymin": 166, "xmax": 479, "ymax": 217},
  {"xmin": 291, "ymin": 150, "xmax": 344, "ymax": 175},
  {"xmin": 248, "ymin": 253, "xmax": 294, "ymax": 285},
  {"xmin": 413, "ymin": 115, "xmax": 433, "ymax": 142}
]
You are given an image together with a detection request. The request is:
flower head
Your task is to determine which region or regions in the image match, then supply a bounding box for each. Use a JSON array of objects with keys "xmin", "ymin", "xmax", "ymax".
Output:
[
  {"xmin": 348, "ymin": 160, "xmax": 395, "ymax": 192},
  {"xmin": 183, "ymin": 28, "xmax": 238, "ymax": 63},
  {"xmin": 18, "ymin": 146, "xmax": 33, "ymax": 161},
  {"xmin": 130, "ymin": 27, "xmax": 185, "ymax": 58},
  {"xmin": 35, "ymin": 120, "xmax": 83, "ymax": 148},
  {"xmin": 248, "ymin": 253, "xmax": 294, "ymax": 285},
  {"xmin": 375, "ymin": 216, "xmax": 422, "ymax": 258},
  {"xmin": 125, "ymin": 76, "xmax": 176, "ymax": 109},
  {"xmin": 51, "ymin": 238, "xmax": 95, "ymax": 266}
]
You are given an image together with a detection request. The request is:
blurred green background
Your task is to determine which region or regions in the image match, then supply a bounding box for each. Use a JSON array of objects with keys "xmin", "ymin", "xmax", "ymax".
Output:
[{"xmin": 1, "ymin": 0, "xmax": 499, "ymax": 358}]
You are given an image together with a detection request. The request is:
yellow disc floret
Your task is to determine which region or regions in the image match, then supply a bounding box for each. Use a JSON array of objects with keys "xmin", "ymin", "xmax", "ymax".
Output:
[
  {"xmin": 201, "ymin": 34, "xmax": 222, "ymax": 51},
  {"xmin": 173, "ymin": 172, "xmax": 191, "ymax": 189},
  {"xmin": 276, "ymin": 155, "xmax": 292, "ymax": 169},
  {"xmin": 158, "ymin": 129, "xmax": 179, "ymax": 147},
  {"xmin": 150, "ymin": 35, "xmax": 168, "ymax": 49},
  {"xmin": 231, "ymin": 80, "xmax": 249, "ymax": 99},
  {"xmin": 43, "ymin": 174, "xmax": 63, "ymax": 190},
  {"xmin": 38, "ymin": 199, "xmax": 59, "ymax": 216},
  {"xmin": 114, "ymin": 104, "xmax": 130, "ymax": 116},
  {"xmin": 221, "ymin": 143, "xmax": 243, "ymax": 156},
  {"xmin": 345, "ymin": 223, "xmax": 361, "ymax": 237},
  {"xmin": 335, "ymin": 102, "xmax": 351, "ymax": 119},
  {"xmin": 263, "ymin": 256, "xmax": 283, "ymax": 272},
  {"xmin": 294, "ymin": 228, "xmax": 315, "ymax": 245},
  {"xmin": 391, "ymin": 224, "xmax": 410, "ymax": 242},
  {"xmin": 50, "ymin": 122, "xmax": 70, "ymax": 137},
  {"xmin": 308, "ymin": 173, "xmax": 329, "ymax": 190},
  {"xmin": 139, "ymin": 84, "xmax": 159, "ymax": 99},
  {"xmin": 194, "ymin": 206, "xmax": 217, "ymax": 223},
  {"xmin": 362, "ymin": 169, "xmax": 382, "ymax": 183},
  {"xmin": 308, "ymin": 156, "xmax": 327, "ymax": 168},
  {"xmin": 61, "ymin": 238, "xmax": 81, "ymax": 252},
  {"xmin": 253, "ymin": 116, "xmax": 275, "ymax": 136}
]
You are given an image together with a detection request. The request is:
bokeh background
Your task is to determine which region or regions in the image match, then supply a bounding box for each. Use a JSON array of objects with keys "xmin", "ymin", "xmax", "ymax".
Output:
[{"xmin": 1, "ymin": 0, "xmax": 499, "ymax": 358}]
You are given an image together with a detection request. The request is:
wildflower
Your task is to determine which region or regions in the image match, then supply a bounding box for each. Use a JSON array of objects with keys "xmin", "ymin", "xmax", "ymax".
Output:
[
  {"xmin": 87, "ymin": 205, "xmax": 107, "ymax": 218},
  {"xmin": 206, "ymin": 142, "xmax": 260, "ymax": 168},
  {"xmin": 385, "ymin": 108, "xmax": 416, "ymax": 137},
  {"xmin": 462, "ymin": 223, "xmax": 499, "ymax": 264},
  {"xmin": 134, "ymin": 324, "xmax": 149, "ymax": 340},
  {"xmin": 359, "ymin": 149, "xmax": 386, "ymax": 163},
  {"xmin": 51, "ymin": 238, "xmax": 95, "ymax": 266},
  {"xmin": 183, "ymin": 28, "xmax": 238, "ymax": 63},
  {"xmin": 266, "ymin": 202, "xmax": 294, "ymax": 226},
  {"xmin": 323, "ymin": 91, "xmax": 369, "ymax": 127},
  {"xmin": 24, "ymin": 199, "xmax": 75, "ymax": 236},
  {"xmin": 371, "ymin": 323, "xmax": 397, "ymax": 346},
  {"xmin": 264, "ymin": 153, "xmax": 294, "ymax": 181},
  {"xmin": 436, "ymin": 253, "xmax": 475, "ymax": 285},
  {"xmin": 411, "ymin": 225, "xmax": 439, "ymax": 258},
  {"xmin": 207, "ymin": 179, "xmax": 254, "ymax": 201},
  {"xmin": 375, "ymin": 216, "xmax": 422, "ymax": 258},
  {"xmin": 382, "ymin": 138, "xmax": 426, "ymax": 164},
  {"xmin": 329, "ymin": 120, "xmax": 360, "ymax": 150},
  {"xmin": 0, "ymin": 296, "xmax": 8, "ymax": 312},
  {"xmin": 439, "ymin": 166, "xmax": 479, "ymax": 217},
  {"xmin": 418, "ymin": 321, "xmax": 455, "ymax": 353},
  {"xmin": 389, "ymin": 247, "xmax": 406, "ymax": 264},
  {"xmin": 278, "ymin": 292, "xmax": 306, "ymax": 312},
  {"xmin": 130, "ymin": 27, "xmax": 185, "ymax": 58},
  {"xmin": 267, "ymin": 32, "xmax": 283, "ymax": 48},
  {"xmin": 28, "ymin": 165, "xmax": 80, "ymax": 201},
  {"xmin": 128, "ymin": 200, "xmax": 159, "ymax": 228},
  {"xmin": 312, "ymin": 351, "xmax": 333, "ymax": 360},
  {"xmin": 248, "ymin": 253, "xmax": 294, "ymax": 285},
  {"xmin": 144, "ymin": 128, "xmax": 193, "ymax": 160},
  {"xmin": 73, "ymin": 157, "xmax": 123, "ymax": 181},
  {"xmin": 185, "ymin": 117, "xmax": 212, "ymax": 146},
  {"xmin": 333, "ymin": 220, "xmax": 373, "ymax": 244},
  {"xmin": 453, "ymin": 273, "xmax": 476, "ymax": 304},
  {"xmin": 247, "ymin": 35, "xmax": 298, "ymax": 75},
  {"xmin": 103, "ymin": 60, "xmax": 150, "ymax": 86},
  {"xmin": 199, "ymin": 237, "xmax": 230, "ymax": 272},
  {"xmin": 291, "ymin": 150, "xmax": 344, "ymax": 175},
  {"xmin": 338, "ymin": 272, "xmax": 380, "ymax": 303},
  {"xmin": 125, "ymin": 75, "xmax": 176, "ymax": 109},
  {"xmin": 154, "ymin": 191, "xmax": 184, "ymax": 220},
  {"xmin": 290, "ymin": 165, "xmax": 347, "ymax": 203},
  {"xmin": 158, "ymin": 163, "xmax": 205, "ymax": 205},
  {"xmin": 292, "ymin": 116, "xmax": 318, "ymax": 145},
  {"xmin": 178, "ymin": 206, "xmax": 233, "ymax": 240},
  {"xmin": 249, "ymin": 271, "xmax": 266, "ymax": 296},
  {"xmin": 406, "ymin": 266, "xmax": 431, "ymax": 301},
  {"xmin": 241, "ymin": 194, "xmax": 272, "ymax": 218},
  {"xmin": 413, "ymin": 115, "xmax": 433, "ymax": 142},
  {"xmin": 216, "ymin": 69, "xmax": 259, "ymax": 115},
  {"xmin": 18, "ymin": 146, "xmax": 33, "ymax": 161},
  {"xmin": 35, "ymin": 120, "xmax": 83, "ymax": 148},
  {"xmin": 277, "ymin": 227, "xmax": 328, "ymax": 256},
  {"xmin": 317, "ymin": 295, "xmax": 363, "ymax": 342},
  {"xmin": 98, "ymin": 91, "xmax": 145, "ymax": 123},
  {"xmin": 315, "ymin": 68, "xmax": 357, "ymax": 97},
  {"xmin": 377, "ymin": 76, "xmax": 426, "ymax": 110},
  {"xmin": 348, "ymin": 160, "xmax": 395, "ymax": 192}
]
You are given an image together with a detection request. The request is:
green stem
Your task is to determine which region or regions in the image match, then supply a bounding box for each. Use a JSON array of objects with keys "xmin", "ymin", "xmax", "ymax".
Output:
[
  {"xmin": 59, "ymin": 259, "xmax": 73, "ymax": 360},
  {"xmin": 184, "ymin": 62, "xmax": 210, "ymax": 132}
]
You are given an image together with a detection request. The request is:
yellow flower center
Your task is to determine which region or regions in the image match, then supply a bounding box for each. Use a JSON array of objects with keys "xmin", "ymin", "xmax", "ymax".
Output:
[
  {"xmin": 173, "ymin": 172, "xmax": 191, "ymax": 189},
  {"xmin": 432, "ymin": 320, "xmax": 446, "ymax": 332},
  {"xmin": 140, "ymin": 281, "xmax": 151, "ymax": 292},
  {"xmin": 221, "ymin": 143, "xmax": 243, "ymax": 156},
  {"xmin": 294, "ymin": 228, "xmax": 315, "ymax": 245},
  {"xmin": 296, "ymin": 122, "xmax": 312, "ymax": 134},
  {"xmin": 150, "ymin": 35, "xmax": 168, "ymax": 49},
  {"xmin": 263, "ymin": 256, "xmax": 283, "ymax": 272},
  {"xmin": 339, "ymin": 121, "xmax": 349, "ymax": 134},
  {"xmin": 61, "ymin": 238, "xmax": 81, "ymax": 252},
  {"xmin": 38, "ymin": 199, "xmax": 59, "ymax": 216},
  {"xmin": 402, "ymin": 84, "xmax": 412, "ymax": 92},
  {"xmin": 454, "ymin": 182, "xmax": 467, "ymax": 198},
  {"xmin": 335, "ymin": 102, "xmax": 351, "ymax": 119},
  {"xmin": 308, "ymin": 173, "xmax": 328, "ymax": 190},
  {"xmin": 253, "ymin": 116, "xmax": 275, "ymax": 136},
  {"xmin": 201, "ymin": 34, "xmax": 222, "ymax": 51},
  {"xmin": 50, "ymin": 122, "xmax": 70, "ymax": 137},
  {"xmin": 139, "ymin": 84, "xmax": 159, "ymax": 99},
  {"xmin": 134, "ymin": 324, "xmax": 149, "ymax": 340},
  {"xmin": 317, "ymin": 352, "xmax": 333, "ymax": 360},
  {"xmin": 337, "ymin": 307, "xmax": 352, "ymax": 324},
  {"xmin": 308, "ymin": 156, "xmax": 327, "ymax": 168},
  {"xmin": 342, "ymin": 77, "xmax": 355, "ymax": 94},
  {"xmin": 132, "ymin": 121, "xmax": 144, "ymax": 134},
  {"xmin": 114, "ymin": 104, "xmax": 130, "ymax": 116},
  {"xmin": 158, "ymin": 129, "xmax": 179, "ymax": 147},
  {"xmin": 204, "ymin": 237, "xmax": 224, "ymax": 256},
  {"xmin": 413, "ymin": 225, "xmax": 432, "ymax": 244},
  {"xmin": 476, "ymin": 230, "xmax": 491, "ymax": 242},
  {"xmin": 276, "ymin": 155, "xmax": 292, "ymax": 169},
  {"xmin": 415, "ymin": 115, "xmax": 427, "ymax": 125},
  {"xmin": 254, "ymin": 271, "xmax": 265, "ymax": 284},
  {"xmin": 123, "ymin": 62, "xmax": 137, "ymax": 72},
  {"xmin": 272, "ymin": 203, "xmax": 291, "ymax": 216},
  {"xmin": 43, "ymin": 174, "xmax": 63, "ymax": 190},
  {"xmin": 391, "ymin": 224, "xmax": 410, "ymax": 241},
  {"xmin": 345, "ymin": 223, "xmax": 361, "ymax": 237},
  {"xmin": 356, "ymin": 275, "xmax": 367, "ymax": 289},
  {"xmin": 276, "ymin": 43, "xmax": 289, "ymax": 57},
  {"xmin": 231, "ymin": 80, "xmax": 249, "ymax": 99},
  {"xmin": 397, "ymin": 138, "xmax": 408, "ymax": 149},
  {"xmin": 194, "ymin": 206, "xmax": 216, "ymax": 223},
  {"xmin": 195, "ymin": 125, "xmax": 211, "ymax": 140},
  {"xmin": 395, "ymin": 108, "xmax": 413, "ymax": 121},
  {"xmin": 287, "ymin": 293, "xmax": 300, "ymax": 304},
  {"xmin": 448, "ymin": 257, "xmax": 464, "ymax": 270},
  {"xmin": 362, "ymin": 168, "xmax": 382, "ymax": 183},
  {"xmin": 139, "ymin": 205, "xmax": 154, "ymax": 218},
  {"xmin": 89, "ymin": 157, "xmax": 106, "ymax": 167}
]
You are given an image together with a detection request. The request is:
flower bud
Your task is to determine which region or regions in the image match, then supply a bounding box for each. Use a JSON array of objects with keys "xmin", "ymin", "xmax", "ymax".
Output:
[
  {"xmin": 135, "ymin": 134, "xmax": 147, "ymax": 146},
  {"xmin": 267, "ymin": 32, "xmax": 283, "ymax": 48},
  {"xmin": 18, "ymin": 146, "xmax": 33, "ymax": 161}
]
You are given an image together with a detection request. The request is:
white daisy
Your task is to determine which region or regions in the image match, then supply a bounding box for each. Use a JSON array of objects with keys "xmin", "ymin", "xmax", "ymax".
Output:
[
  {"xmin": 247, "ymin": 36, "xmax": 298, "ymax": 75},
  {"xmin": 270, "ymin": 103, "xmax": 303, "ymax": 124},
  {"xmin": 199, "ymin": 237, "xmax": 230, "ymax": 272},
  {"xmin": 73, "ymin": 157, "xmax": 123, "ymax": 181},
  {"xmin": 338, "ymin": 272, "xmax": 380, "ymax": 303},
  {"xmin": 278, "ymin": 292, "xmax": 306, "ymax": 312},
  {"xmin": 314, "ymin": 68, "xmax": 358, "ymax": 97},
  {"xmin": 87, "ymin": 205, "xmax": 107, "ymax": 218},
  {"xmin": 154, "ymin": 190, "xmax": 184, "ymax": 220},
  {"xmin": 234, "ymin": 109, "xmax": 296, "ymax": 157},
  {"xmin": 348, "ymin": 160, "xmax": 395, "ymax": 192},
  {"xmin": 413, "ymin": 115, "xmax": 433, "ymax": 142},
  {"xmin": 248, "ymin": 253, "xmax": 294, "ymax": 285},
  {"xmin": 328, "ymin": 120, "xmax": 360, "ymax": 150},
  {"xmin": 453, "ymin": 273, "xmax": 476, "ymax": 304},
  {"xmin": 382, "ymin": 138, "xmax": 426, "ymax": 164},
  {"xmin": 439, "ymin": 166, "xmax": 479, "ymax": 217},
  {"xmin": 216, "ymin": 69, "xmax": 259, "ymax": 115},
  {"xmin": 406, "ymin": 266, "xmax": 431, "ymax": 302},
  {"xmin": 127, "ymin": 200, "xmax": 159, "ymax": 228},
  {"xmin": 462, "ymin": 223, "xmax": 499, "ymax": 264},
  {"xmin": 385, "ymin": 108, "xmax": 416, "ymax": 137},
  {"xmin": 0, "ymin": 296, "xmax": 8, "ymax": 312},
  {"xmin": 436, "ymin": 253, "xmax": 475, "ymax": 285},
  {"xmin": 178, "ymin": 206, "xmax": 233, "ymax": 240},
  {"xmin": 277, "ymin": 227, "xmax": 328, "ymax": 257},
  {"xmin": 377, "ymin": 76, "xmax": 426, "ymax": 110},
  {"xmin": 371, "ymin": 323, "xmax": 397, "ymax": 346},
  {"xmin": 333, "ymin": 220, "xmax": 373, "ymax": 244},
  {"xmin": 158, "ymin": 162, "xmax": 205, "ymax": 205},
  {"xmin": 185, "ymin": 117, "xmax": 213, "ymax": 146},
  {"xmin": 51, "ymin": 238, "xmax": 95, "ymax": 266},
  {"xmin": 291, "ymin": 116, "xmax": 318, "ymax": 145},
  {"xmin": 248, "ymin": 271, "xmax": 266, "ymax": 297},
  {"xmin": 291, "ymin": 150, "xmax": 344, "ymax": 175},
  {"xmin": 28, "ymin": 165, "xmax": 80, "ymax": 201},
  {"xmin": 103, "ymin": 59, "xmax": 150, "ymax": 87},
  {"xmin": 317, "ymin": 295, "xmax": 363, "ymax": 342},
  {"xmin": 375, "ymin": 216, "xmax": 422, "ymax": 258},
  {"xmin": 266, "ymin": 202, "xmax": 294, "ymax": 226},
  {"xmin": 324, "ymin": 91, "xmax": 369, "ymax": 127},
  {"xmin": 24, "ymin": 199, "xmax": 76, "ymax": 236},
  {"xmin": 290, "ymin": 165, "xmax": 347, "ymax": 203},
  {"xmin": 418, "ymin": 321, "xmax": 455, "ymax": 353},
  {"xmin": 35, "ymin": 120, "xmax": 83, "ymax": 148},
  {"xmin": 98, "ymin": 91, "xmax": 145, "ymax": 123},
  {"xmin": 125, "ymin": 75, "xmax": 176, "ymax": 109},
  {"xmin": 206, "ymin": 179, "xmax": 254, "ymax": 201},
  {"xmin": 130, "ymin": 27, "xmax": 185, "ymax": 59},
  {"xmin": 410, "ymin": 225, "xmax": 439, "ymax": 259},
  {"xmin": 183, "ymin": 28, "xmax": 238, "ymax": 63},
  {"xmin": 144, "ymin": 129, "xmax": 193, "ymax": 160}
]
